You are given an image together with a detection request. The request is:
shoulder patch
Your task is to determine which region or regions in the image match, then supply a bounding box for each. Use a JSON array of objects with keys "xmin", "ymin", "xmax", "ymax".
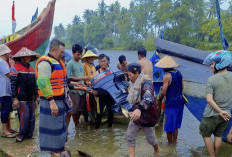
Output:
[{"xmin": 49, "ymin": 59, "xmax": 59, "ymax": 64}]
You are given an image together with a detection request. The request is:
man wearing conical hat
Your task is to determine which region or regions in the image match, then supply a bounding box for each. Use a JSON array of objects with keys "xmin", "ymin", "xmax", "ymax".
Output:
[
  {"xmin": 81, "ymin": 48, "xmax": 98, "ymax": 122},
  {"xmin": 155, "ymin": 55, "xmax": 185, "ymax": 144},
  {"xmin": 0, "ymin": 44, "xmax": 16, "ymax": 138},
  {"xmin": 10, "ymin": 47, "xmax": 40, "ymax": 142},
  {"xmin": 81, "ymin": 49, "xmax": 98, "ymax": 86}
]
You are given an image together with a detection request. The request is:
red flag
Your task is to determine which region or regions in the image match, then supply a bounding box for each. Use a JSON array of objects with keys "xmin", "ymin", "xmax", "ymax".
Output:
[
  {"xmin": 12, "ymin": 1, "xmax": 16, "ymax": 36},
  {"xmin": 12, "ymin": 1, "xmax": 16, "ymax": 21}
]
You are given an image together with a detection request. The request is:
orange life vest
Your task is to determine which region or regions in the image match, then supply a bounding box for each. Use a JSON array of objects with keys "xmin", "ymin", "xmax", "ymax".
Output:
[{"xmin": 35, "ymin": 56, "xmax": 67, "ymax": 98}]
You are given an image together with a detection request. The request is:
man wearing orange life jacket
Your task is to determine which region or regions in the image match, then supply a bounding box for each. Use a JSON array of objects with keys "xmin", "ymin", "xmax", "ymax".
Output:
[{"xmin": 35, "ymin": 39, "xmax": 71, "ymax": 156}]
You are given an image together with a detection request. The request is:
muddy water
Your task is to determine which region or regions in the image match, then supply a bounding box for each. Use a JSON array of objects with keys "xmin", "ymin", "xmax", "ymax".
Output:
[{"xmin": 1, "ymin": 50, "xmax": 232, "ymax": 156}]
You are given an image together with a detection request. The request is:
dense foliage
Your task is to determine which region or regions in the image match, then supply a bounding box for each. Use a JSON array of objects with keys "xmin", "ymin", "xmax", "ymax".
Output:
[{"xmin": 53, "ymin": 0, "xmax": 232, "ymax": 51}]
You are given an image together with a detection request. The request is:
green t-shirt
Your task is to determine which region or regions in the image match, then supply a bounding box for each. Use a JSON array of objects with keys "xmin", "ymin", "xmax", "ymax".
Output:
[
  {"xmin": 203, "ymin": 72, "xmax": 232, "ymax": 117},
  {"xmin": 66, "ymin": 59, "xmax": 84, "ymax": 95}
]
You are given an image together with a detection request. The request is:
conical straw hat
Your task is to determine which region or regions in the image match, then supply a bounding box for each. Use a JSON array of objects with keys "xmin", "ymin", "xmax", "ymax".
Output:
[
  {"xmin": 12, "ymin": 47, "xmax": 40, "ymax": 62},
  {"xmin": 81, "ymin": 50, "xmax": 98, "ymax": 60},
  {"xmin": 155, "ymin": 55, "xmax": 178, "ymax": 68},
  {"xmin": 0, "ymin": 44, "xmax": 11, "ymax": 56}
]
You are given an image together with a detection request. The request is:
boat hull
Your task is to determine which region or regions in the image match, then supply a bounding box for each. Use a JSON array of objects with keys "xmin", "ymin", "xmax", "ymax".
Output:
[{"xmin": 5, "ymin": 0, "xmax": 56, "ymax": 56}]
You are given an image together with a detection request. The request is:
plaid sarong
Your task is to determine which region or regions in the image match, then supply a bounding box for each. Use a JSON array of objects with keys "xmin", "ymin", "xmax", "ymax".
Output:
[{"xmin": 39, "ymin": 99, "xmax": 67, "ymax": 152}]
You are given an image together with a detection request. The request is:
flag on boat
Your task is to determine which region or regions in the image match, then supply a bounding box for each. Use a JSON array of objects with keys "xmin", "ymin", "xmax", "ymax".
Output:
[
  {"xmin": 12, "ymin": 1, "xmax": 16, "ymax": 37},
  {"xmin": 31, "ymin": 7, "xmax": 38, "ymax": 23}
]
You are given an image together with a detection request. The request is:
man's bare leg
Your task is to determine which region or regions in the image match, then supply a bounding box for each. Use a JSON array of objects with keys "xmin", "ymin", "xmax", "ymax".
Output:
[
  {"xmin": 203, "ymin": 136, "xmax": 215, "ymax": 157},
  {"xmin": 2, "ymin": 123, "xmax": 11, "ymax": 135},
  {"xmin": 173, "ymin": 129, "xmax": 178, "ymax": 143},
  {"xmin": 214, "ymin": 136, "xmax": 222, "ymax": 155},
  {"xmin": 129, "ymin": 146, "xmax": 135, "ymax": 157},
  {"xmin": 66, "ymin": 113, "xmax": 71, "ymax": 134},
  {"xmin": 72, "ymin": 112, "xmax": 81, "ymax": 128},
  {"xmin": 167, "ymin": 132, "xmax": 173, "ymax": 144}
]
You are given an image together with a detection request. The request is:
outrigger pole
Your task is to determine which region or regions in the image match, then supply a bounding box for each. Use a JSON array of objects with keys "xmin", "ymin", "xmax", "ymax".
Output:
[{"xmin": 215, "ymin": 0, "xmax": 229, "ymax": 50}]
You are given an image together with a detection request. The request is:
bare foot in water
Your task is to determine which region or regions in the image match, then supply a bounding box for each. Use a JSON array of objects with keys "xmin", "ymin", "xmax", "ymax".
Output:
[
  {"xmin": 50, "ymin": 152, "xmax": 60, "ymax": 156},
  {"xmin": 154, "ymin": 144, "xmax": 160, "ymax": 155},
  {"xmin": 66, "ymin": 130, "xmax": 70, "ymax": 135},
  {"xmin": 108, "ymin": 127, "xmax": 113, "ymax": 132},
  {"xmin": 94, "ymin": 129, "xmax": 99, "ymax": 136}
]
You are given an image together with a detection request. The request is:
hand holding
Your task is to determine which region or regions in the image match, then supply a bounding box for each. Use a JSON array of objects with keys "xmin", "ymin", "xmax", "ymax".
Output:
[
  {"xmin": 219, "ymin": 110, "xmax": 231, "ymax": 121},
  {"xmin": 130, "ymin": 109, "xmax": 141, "ymax": 121},
  {"xmin": 49, "ymin": 100, "xmax": 59, "ymax": 116},
  {"xmin": 73, "ymin": 82, "xmax": 84, "ymax": 87},
  {"xmin": 83, "ymin": 76, "xmax": 91, "ymax": 81},
  {"xmin": 13, "ymin": 98, "xmax": 20, "ymax": 108},
  {"xmin": 36, "ymin": 96, "xmax": 40, "ymax": 105},
  {"xmin": 90, "ymin": 90, "xmax": 98, "ymax": 96}
]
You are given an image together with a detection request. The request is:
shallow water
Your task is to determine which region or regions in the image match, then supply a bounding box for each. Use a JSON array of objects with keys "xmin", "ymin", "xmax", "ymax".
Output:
[
  {"xmin": 66, "ymin": 50, "xmax": 232, "ymax": 156},
  {"xmin": 63, "ymin": 105, "xmax": 232, "ymax": 157}
]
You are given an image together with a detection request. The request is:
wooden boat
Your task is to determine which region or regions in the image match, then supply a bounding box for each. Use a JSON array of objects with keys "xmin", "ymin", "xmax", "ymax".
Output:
[
  {"xmin": 0, "ymin": 0, "xmax": 56, "ymax": 56},
  {"xmin": 153, "ymin": 38, "xmax": 232, "ymax": 143}
]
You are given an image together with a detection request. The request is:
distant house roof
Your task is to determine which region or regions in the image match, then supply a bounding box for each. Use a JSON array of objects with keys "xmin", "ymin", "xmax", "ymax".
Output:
[{"xmin": 155, "ymin": 38, "xmax": 211, "ymax": 64}]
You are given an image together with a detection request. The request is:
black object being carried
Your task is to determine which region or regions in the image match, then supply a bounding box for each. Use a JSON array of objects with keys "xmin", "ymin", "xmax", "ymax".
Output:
[{"xmin": 91, "ymin": 70, "xmax": 132, "ymax": 115}]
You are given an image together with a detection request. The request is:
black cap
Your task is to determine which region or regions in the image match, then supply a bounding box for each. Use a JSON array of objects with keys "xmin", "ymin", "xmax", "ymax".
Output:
[{"xmin": 127, "ymin": 63, "xmax": 141, "ymax": 74}]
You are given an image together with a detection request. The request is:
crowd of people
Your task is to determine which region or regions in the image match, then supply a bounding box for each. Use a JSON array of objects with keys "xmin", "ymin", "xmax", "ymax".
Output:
[{"xmin": 0, "ymin": 39, "xmax": 232, "ymax": 157}]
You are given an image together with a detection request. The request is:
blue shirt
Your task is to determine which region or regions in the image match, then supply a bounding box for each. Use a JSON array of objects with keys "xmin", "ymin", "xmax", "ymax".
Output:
[{"xmin": 0, "ymin": 58, "xmax": 11, "ymax": 97}]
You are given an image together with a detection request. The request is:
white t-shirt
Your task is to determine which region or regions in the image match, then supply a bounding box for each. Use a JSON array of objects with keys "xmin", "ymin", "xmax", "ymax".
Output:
[{"xmin": 0, "ymin": 58, "xmax": 11, "ymax": 97}]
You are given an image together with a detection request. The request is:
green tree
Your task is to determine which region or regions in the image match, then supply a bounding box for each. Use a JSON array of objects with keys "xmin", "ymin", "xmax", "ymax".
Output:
[
  {"xmin": 84, "ymin": 16, "xmax": 106, "ymax": 48},
  {"xmin": 130, "ymin": 0, "xmax": 157, "ymax": 48},
  {"xmin": 53, "ymin": 23, "xmax": 66, "ymax": 40},
  {"xmin": 98, "ymin": 0, "xmax": 107, "ymax": 23},
  {"xmin": 83, "ymin": 9, "xmax": 95, "ymax": 24},
  {"xmin": 72, "ymin": 15, "xmax": 81, "ymax": 25}
]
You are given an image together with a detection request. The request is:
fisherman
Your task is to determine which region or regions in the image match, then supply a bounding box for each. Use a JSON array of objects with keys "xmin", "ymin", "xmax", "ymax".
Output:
[
  {"xmin": 0, "ymin": 44, "xmax": 16, "ymax": 138},
  {"xmin": 200, "ymin": 50, "xmax": 232, "ymax": 157},
  {"xmin": 35, "ymin": 39, "xmax": 70, "ymax": 156},
  {"xmin": 10, "ymin": 47, "xmax": 40, "ymax": 142},
  {"xmin": 137, "ymin": 48, "xmax": 153, "ymax": 81},
  {"xmin": 82, "ymin": 47, "xmax": 98, "ymax": 86},
  {"xmin": 155, "ymin": 55, "xmax": 185, "ymax": 144},
  {"xmin": 66, "ymin": 44, "xmax": 91, "ymax": 131},
  {"xmin": 117, "ymin": 55, "xmax": 129, "ymax": 73},
  {"xmin": 126, "ymin": 63, "xmax": 159, "ymax": 157},
  {"xmin": 81, "ymin": 47, "xmax": 99, "ymax": 122},
  {"xmin": 92, "ymin": 54, "xmax": 115, "ymax": 134}
]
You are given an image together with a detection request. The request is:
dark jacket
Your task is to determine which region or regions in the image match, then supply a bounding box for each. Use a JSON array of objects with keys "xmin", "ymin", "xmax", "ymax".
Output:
[
  {"xmin": 10, "ymin": 62, "xmax": 38, "ymax": 101},
  {"xmin": 132, "ymin": 80, "xmax": 158, "ymax": 127}
]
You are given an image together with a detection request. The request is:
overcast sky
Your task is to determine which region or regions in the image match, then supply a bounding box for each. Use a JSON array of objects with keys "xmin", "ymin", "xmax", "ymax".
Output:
[
  {"xmin": 0, "ymin": 0, "xmax": 229, "ymax": 38},
  {"xmin": 0, "ymin": 0, "xmax": 131, "ymax": 38}
]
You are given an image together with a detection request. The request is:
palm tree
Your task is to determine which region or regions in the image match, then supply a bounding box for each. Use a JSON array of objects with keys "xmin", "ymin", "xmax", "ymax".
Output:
[
  {"xmin": 72, "ymin": 15, "xmax": 81, "ymax": 25},
  {"xmin": 83, "ymin": 9, "xmax": 94, "ymax": 24}
]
